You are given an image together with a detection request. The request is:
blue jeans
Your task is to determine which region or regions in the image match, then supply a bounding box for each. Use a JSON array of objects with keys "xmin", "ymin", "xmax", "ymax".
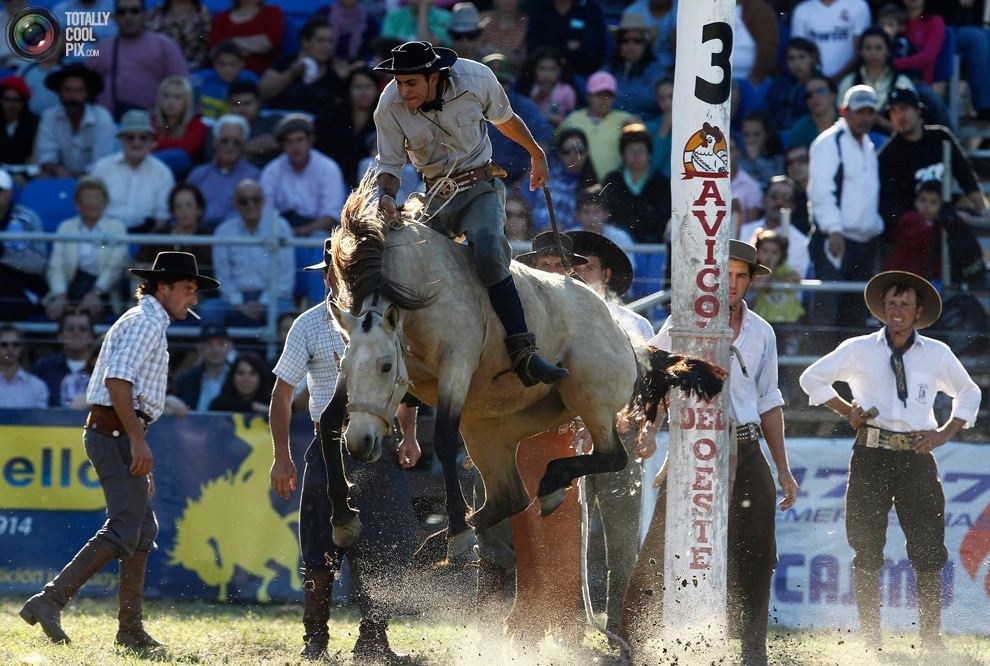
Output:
[
  {"xmin": 299, "ymin": 422, "xmax": 418, "ymax": 619},
  {"xmin": 956, "ymin": 26, "xmax": 990, "ymax": 112}
]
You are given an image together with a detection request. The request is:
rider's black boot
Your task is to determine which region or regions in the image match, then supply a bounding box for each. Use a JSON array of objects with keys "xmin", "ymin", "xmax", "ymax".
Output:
[{"xmin": 488, "ymin": 276, "xmax": 568, "ymax": 387}]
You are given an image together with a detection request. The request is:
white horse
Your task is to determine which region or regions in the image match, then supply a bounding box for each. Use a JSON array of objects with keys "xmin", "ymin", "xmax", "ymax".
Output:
[{"xmin": 321, "ymin": 176, "xmax": 724, "ymax": 556}]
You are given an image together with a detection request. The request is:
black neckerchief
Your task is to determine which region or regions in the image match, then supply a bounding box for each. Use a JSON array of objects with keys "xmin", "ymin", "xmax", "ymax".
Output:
[
  {"xmin": 885, "ymin": 328, "xmax": 916, "ymax": 407},
  {"xmin": 419, "ymin": 79, "xmax": 447, "ymax": 113}
]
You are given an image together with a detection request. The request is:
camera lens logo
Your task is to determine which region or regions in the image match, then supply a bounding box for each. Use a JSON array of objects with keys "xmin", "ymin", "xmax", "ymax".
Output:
[{"xmin": 5, "ymin": 8, "xmax": 62, "ymax": 61}]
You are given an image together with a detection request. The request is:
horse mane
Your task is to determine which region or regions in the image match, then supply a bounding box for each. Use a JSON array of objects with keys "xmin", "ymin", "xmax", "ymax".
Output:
[{"xmin": 330, "ymin": 172, "xmax": 435, "ymax": 314}]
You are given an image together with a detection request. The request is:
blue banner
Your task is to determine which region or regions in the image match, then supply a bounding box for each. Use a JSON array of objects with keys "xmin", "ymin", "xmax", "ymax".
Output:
[{"xmin": 0, "ymin": 409, "xmax": 315, "ymax": 603}]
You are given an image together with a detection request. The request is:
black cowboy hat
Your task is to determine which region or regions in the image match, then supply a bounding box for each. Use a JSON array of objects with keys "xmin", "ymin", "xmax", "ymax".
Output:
[
  {"xmin": 374, "ymin": 41, "xmax": 457, "ymax": 75},
  {"xmin": 565, "ymin": 230, "xmax": 633, "ymax": 296},
  {"xmin": 44, "ymin": 63, "xmax": 105, "ymax": 97},
  {"xmin": 864, "ymin": 270, "xmax": 941, "ymax": 329},
  {"xmin": 729, "ymin": 239, "xmax": 771, "ymax": 277},
  {"xmin": 304, "ymin": 238, "xmax": 333, "ymax": 271},
  {"xmin": 515, "ymin": 231, "xmax": 588, "ymax": 268},
  {"xmin": 130, "ymin": 252, "xmax": 220, "ymax": 291}
]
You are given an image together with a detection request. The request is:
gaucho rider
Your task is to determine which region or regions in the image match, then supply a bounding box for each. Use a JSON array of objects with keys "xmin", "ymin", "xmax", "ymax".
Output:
[{"xmin": 373, "ymin": 40, "xmax": 566, "ymax": 386}]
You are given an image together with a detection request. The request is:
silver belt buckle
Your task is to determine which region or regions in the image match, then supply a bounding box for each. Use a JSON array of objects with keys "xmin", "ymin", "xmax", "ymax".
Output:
[
  {"xmin": 436, "ymin": 179, "xmax": 457, "ymax": 199},
  {"xmin": 864, "ymin": 428, "xmax": 880, "ymax": 448},
  {"xmin": 886, "ymin": 433, "xmax": 914, "ymax": 451}
]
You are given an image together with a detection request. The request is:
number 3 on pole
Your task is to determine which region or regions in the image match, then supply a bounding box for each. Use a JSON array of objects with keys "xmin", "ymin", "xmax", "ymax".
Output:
[{"xmin": 695, "ymin": 22, "xmax": 733, "ymax": 105}]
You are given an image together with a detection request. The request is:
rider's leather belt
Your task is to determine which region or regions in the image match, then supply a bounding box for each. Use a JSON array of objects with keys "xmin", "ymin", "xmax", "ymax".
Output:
[
  {"xmin": 736, "ymin": 422, "xmax": 762, "ymax": 444},
  {"xmin": 424, "ymin": 161, "xmax": 507, "ymax": 198},
  {"xmin": 85, "ymin": 404, "xmax": 150, "ymax": 438},
  {"xmin": 856, "ymin": 426, "xmax": 916, "ymax": 452}
]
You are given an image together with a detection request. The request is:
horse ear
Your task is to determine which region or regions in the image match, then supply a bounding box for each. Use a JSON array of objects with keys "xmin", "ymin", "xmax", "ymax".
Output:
[
  {"xmin": 329, "ymin": 300, "xmax": 358, "ymax": 334},
  {"xmin": 382, "ymin": 303, "xmax": 401, "ymax": 334}
]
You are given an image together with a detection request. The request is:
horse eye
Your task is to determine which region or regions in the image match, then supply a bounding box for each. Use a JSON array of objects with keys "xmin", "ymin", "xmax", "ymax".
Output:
[{"xmin": 382, "ymin": 363, "xmax": 392, "ymax": 373}]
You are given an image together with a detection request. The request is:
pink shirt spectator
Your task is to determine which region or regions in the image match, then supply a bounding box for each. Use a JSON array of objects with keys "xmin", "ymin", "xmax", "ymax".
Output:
[
  {"xmin": 89, "ymin": 32, "xmax": 188, "ymax": 112},
  {"xmin": 529, "ymin": 82, "xmax": 577, "ymax": 118}
]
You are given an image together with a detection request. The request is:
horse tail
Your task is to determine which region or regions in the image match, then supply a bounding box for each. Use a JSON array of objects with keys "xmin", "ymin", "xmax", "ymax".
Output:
[{"xmin": 634, "ymin": 346, "xmax": 727, "ymax": 423}]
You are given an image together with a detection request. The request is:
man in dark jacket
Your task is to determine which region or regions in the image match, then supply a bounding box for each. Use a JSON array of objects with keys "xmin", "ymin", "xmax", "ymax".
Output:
[{"xmin": 170, "ymin": 324, "xmax": 233, "ymax": 411}]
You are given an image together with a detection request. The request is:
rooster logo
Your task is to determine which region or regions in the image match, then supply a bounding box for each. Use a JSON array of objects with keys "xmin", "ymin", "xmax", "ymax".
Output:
[{"xmin": 683, "ymin": 122, "xmax": 729, "ymax": 178}]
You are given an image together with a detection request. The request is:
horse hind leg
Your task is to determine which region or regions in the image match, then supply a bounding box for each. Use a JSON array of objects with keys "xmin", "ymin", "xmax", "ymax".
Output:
[
  {"xmin": 538, "ymin": 419, "xmax": 627, "ymax": 517},
  {"xmin": 463, "ymin": 424, "xmax": 530, "ymax": 535}
]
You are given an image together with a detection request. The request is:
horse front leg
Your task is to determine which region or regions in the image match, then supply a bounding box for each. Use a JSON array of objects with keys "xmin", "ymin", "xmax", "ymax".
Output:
[
  {"xmin": 537, "ymin": 415, "xmax": 628, "ymax": 517},
  {"xmin": 433, "ymin": 397, "xmax": 476, "ymax": 559},
  {"xmin": 319, "ymin": 382, "xmax": 361, "ymax": 548}
]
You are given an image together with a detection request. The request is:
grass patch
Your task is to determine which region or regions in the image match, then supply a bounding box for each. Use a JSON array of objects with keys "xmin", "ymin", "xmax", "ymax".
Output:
[{"xmin": 1, "ymin": 597, "xmax": 987, "ymax": 665}]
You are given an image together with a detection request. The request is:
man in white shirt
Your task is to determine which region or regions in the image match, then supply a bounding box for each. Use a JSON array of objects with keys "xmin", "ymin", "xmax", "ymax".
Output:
[
  {"xmin": 88, "ymin": 110, "xmax": 173, "ymax": 233},
  {"xmin": 624, "ymin": 241, "xmax": 798, "ymax": 666},
  {"xmin": 800, "ymin": 270, "xmax": 980, "ymax": 652},
  {"xmin": 790, "ymin": 0, "xmax": 871, "ymax": 79},
  {"xmin": 737, "ymin": 176, "xmax": 810, "ymax": 281},
  {"xmin": 807, "ymin": 84, "xmax": 883, "ymax": 338}
]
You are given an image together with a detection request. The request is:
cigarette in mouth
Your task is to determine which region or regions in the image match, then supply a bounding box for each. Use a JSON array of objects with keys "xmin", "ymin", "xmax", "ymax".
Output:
[{"xmin": 187, "ymin": 308, "xmax": 201, "ymax": 320}]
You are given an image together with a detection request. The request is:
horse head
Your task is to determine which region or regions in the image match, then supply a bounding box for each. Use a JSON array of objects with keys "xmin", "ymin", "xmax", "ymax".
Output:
[{"xmin": 330, "ymin": 295, "xmax": 411, "ymax": 463}]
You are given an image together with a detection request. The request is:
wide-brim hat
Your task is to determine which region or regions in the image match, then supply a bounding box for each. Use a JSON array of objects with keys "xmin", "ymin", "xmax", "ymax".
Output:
[
  {"xmin": 374, "ymin": 41, "xmax": 457, "ymax": 75},
  {"xmin": 729, "ymin": 239, "xmax": 771, "ymax": 277},
  {"xmin": 516, "ymin": 231, "xmax": 588, "ymax": 268},
  {"xmin": 864, "ymin": 270, "xmax": 941, "ymax": 329},
  {"xmin": 44, "ymin": 63, "xmax": 105, "ymax": 97},
  {"xmin": 304, "ymin": 238, "xmax": 333, "ymax": 271},
  {"xmin": 130, "ymin": 251, "xmax": 220, "ymax": 290},
  {"xmin": 608, "ymin": 13, "xmax": 657, "ymax": 40},
  {"xmin": 565, "ymin": 230, "xmax": 633, "ymax": 296},
  {"xmin": 116, "ymin": 109, "xmax": 154, "ymax": 137}
]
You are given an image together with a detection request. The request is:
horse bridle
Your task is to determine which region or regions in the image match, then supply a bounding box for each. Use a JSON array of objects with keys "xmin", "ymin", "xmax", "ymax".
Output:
[{"xmin": 345, "ymin": 305, "xmax": 412, "ymax": 431}]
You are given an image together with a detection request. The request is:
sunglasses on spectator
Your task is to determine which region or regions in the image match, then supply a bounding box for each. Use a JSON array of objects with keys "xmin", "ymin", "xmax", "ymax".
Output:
[
  {"xmin": 122, "ymin": 133, "xmax": 151, "ymax": 143},
  {"xmin": 621, "ymin": 37, "xmax": 646, "ymax": 45},
  {"xmin": 236, "ymin": 195, "xmax": 263, "ymax": 205},
  {"xmin": 450, "ymin": 30, "xmax": 481, "ymax": 40},
  {"xmin": 218, "ymin": 137, "xmax": 244, "ymax": 146},
  {"xmin": 0, "ymin": 341, "xmax": 22, "ymax": 349},
  {"xmin": 805, "ymin": 87, "xmax": 830, "ymax": 99},
  {"xmin": 116, "ymin": 7, "xmax": 143, "ymax": 15},
  {"xmin": 505, "ymin": 209, "xmax": 528, "ymax": 219},
  {"xmin": 2, "ymin": 95, "xmax": 24, "ymax": 103}
]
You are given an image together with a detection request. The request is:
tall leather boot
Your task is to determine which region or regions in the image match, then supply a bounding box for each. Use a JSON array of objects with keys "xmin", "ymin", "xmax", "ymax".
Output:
[
  {"xmin": 852, "ymin": 567, "xmax": 882, "ymax": 646},
  {"xmin": 19, "ymin": 537, "xmax": 119, "ymax": 644},
  {"xmin": 915, "ymin": 570, "xmax": 945, "ymax": 651},
  {"xmin": 353, "ymin": 618, "xmax": 411, "ymax": 665},
  {"xmin": 488, "ymin": 276, "xmax": 568, "ymax": 387},
  {"xmin": 300, "ymin": 567, "xmax": 333, "ymax": 660},
  {"xmin": 116, "ymin": 550, "xmax": 163, "ymax": 649}
]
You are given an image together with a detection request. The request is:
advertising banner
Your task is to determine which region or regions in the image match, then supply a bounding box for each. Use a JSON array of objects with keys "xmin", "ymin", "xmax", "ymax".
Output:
[{"xmin": 2, "ymin": 411, "xmax": 988, "ymax": 635}]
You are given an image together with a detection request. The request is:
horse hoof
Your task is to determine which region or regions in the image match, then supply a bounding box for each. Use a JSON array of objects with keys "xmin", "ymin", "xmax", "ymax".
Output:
[
  {"xmin": 331, "ymin": 515, "xmax": 362, "ymax": 548},
  {"xmin": 539, "ymin": 489, "xmax": 566, "ymax": 517},
  {"xmin": 446, "ymin": 528, "xmax": 478, "ymax": 560}
]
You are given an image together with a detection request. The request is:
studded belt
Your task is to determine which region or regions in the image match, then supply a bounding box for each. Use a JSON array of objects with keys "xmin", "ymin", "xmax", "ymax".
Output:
[
  {"xmin": 736, "ymin": 423, "xmax": 762, "ymax": 444},
  {"xmin": 856, "ymin": 426, "xmax": 917, "ymax": 452},
  {"xmin": 85, "ymin": 404, "xmax": 150, "ymax": 438},
  {"xmin": 424, "ymin": 161, "xmax": 507, "ymax": 198}
]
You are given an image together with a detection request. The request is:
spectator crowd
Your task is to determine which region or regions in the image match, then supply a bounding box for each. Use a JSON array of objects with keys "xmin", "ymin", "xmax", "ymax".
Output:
[{"xmin": 1, "ymin": 0, "xmax": 989, "ymax": 412}]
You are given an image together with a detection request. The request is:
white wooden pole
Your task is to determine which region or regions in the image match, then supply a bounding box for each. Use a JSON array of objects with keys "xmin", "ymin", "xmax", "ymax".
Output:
[{"xmin": 664, "ymin": 0, "xmax": 734, "ymax": 653}]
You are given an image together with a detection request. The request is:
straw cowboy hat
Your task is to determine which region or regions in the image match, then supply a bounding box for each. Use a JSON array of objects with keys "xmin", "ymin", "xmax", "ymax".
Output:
[
  {"xmin": 515, "ymin": 232, "xmax": 588, "ymax": 268},
  {"xmin": 565, "ymin": 231, "xmax": 634, "ymax": 296},
  {"xmin": 864, "ymin": 270, "xmax": 942, "ymax": 329},
  {"xmin": 374, "ymin": 41, "xmax": 457, "ymax": 75},
  {"xmin": 130, "ymin": 252, "xmax": 220, "ymax": 290},
  {"xmin": 608, "ymin": 13, "xmax": 658, "ymax": 41},
  {"xmin": 729, "ymin": 239, "xmax": 771, "ymax": 277}
]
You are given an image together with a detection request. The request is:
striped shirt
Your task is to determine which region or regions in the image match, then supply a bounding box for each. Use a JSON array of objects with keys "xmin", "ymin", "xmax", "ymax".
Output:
[
  {"xmin": 272, "ymin": 297, "xmax": 346, "ymax": 423},
  {"xmin": 86, "ymin": 295, "xmax": 171, "ymax": 422}
]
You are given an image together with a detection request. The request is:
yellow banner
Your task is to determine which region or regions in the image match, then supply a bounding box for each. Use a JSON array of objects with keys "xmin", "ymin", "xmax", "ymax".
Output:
[{"xmin": 0, "ymin": 426, "xmax": 105, "ymax": 510}]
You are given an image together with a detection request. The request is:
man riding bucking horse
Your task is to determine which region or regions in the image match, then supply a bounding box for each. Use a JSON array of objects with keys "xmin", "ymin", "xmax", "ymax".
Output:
[{"xmin": 372, "ymin": 40, "xmax": 566, "ymax": 386}]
